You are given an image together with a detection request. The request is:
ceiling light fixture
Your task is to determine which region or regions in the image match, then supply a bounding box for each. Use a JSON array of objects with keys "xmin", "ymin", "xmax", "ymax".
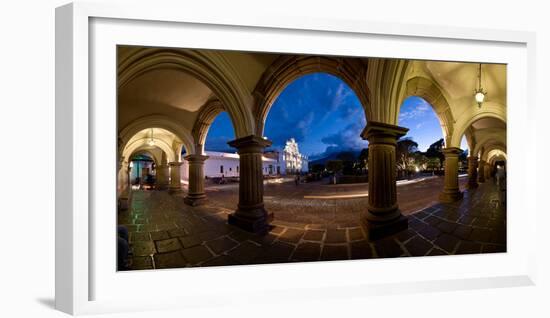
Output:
[
  {"xmin": 147, "ymin": 128, "xmax": 155, "ymax": 146},
  {"xmin": 474, "ymin": 63, "xmax": 487, "ymax": 108}
]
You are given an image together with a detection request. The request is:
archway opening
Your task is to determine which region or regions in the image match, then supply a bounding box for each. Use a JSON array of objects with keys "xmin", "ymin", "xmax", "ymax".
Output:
[
  {"xmin": 398, "ymin": 96, "xmax": 445, "ymax": 177},
  {"xmin": 129, "ymin": 153, "xmax": 156, "ymax": 190},
  {"xmin": 260, "ymin": 72, "xmax": 369, "ymax": 225},
  {"xmin": 397, "ymin": 95, "xmax": 468, "ymax": 208}
]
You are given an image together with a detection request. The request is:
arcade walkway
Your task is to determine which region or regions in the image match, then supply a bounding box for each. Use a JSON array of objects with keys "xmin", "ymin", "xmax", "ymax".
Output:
[{"xmin": 118, "ymin": 180, "xmax": 505, "ymax": 270}]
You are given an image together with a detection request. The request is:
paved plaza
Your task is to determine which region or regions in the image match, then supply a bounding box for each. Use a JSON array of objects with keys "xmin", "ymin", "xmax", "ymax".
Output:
[{"xmin": 118, "ymin": 176, "xmax": 506, "ymax": 270}]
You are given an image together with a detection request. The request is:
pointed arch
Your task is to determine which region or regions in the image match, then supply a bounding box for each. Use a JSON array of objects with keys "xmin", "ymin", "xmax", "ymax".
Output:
[
  {"xmin": 365, "ymin": 58, "xmax": 410, "ymax": 125},
  {"xmin": 253, "ymin": 55, "xmax": 369, "ymax": 136},
  {"xmin": 118, "ymin": 114, "xmax": 195, "ymax": 157},
  {"xmin": 191, "ymin": 99, "xmax": 226, "ymax": 154},
  {"xmin": 118, "ymin": 48, "xmax": 255, "ymax": 138},
  {"xmin": 403, "ymin": 76, "xmax": 456, "ymax": 146},
  {"xmin": 450, "ymin": 102, "xmax": 507, "ymax": 147}
]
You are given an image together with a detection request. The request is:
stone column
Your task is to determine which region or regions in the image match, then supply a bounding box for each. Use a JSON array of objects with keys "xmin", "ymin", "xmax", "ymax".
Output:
[
  {"xmin": 467, "ymin": 156, "xmax": 479, "ymax": 189},
  {"xmin": 118, "ymin": 158, "xmax": 130, "ymax": 210},
  {"xmin": 227, "ymin": 135, "xmax": 273, "ymax": 234},
  {"xmin": 439, "ymin": 147, "xmax": 463, "ymax": 202},
  {"xmin": 156, "ymin": 164, "xmax": 170, "ymax": 190},
  {"xmin": 184, "ymin": 154, "xmax": 209, "ymax": 206},
  {"xmin": 168, "ymin": 162, "xmax": 183, "ymax": 193},
  {"xmin": 478, "ymin": 160, "xmax": 486, "ymax": 183},
  {"xmin": 485, "ymin": 162, "xmax": 493, "ymax": 181},
  {"xmin": 360, "ymin": 121, "xmax": 409, "ymax": 240}
]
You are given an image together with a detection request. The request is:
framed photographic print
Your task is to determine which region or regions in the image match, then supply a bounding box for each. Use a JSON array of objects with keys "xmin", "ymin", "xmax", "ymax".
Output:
[{"xmin": 56, "ymin": 1, "xmax": 537, "ymax": 315}]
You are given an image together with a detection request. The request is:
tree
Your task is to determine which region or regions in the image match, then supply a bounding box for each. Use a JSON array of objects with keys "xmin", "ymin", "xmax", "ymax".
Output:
[
  {"xmin": 310, "ymin": 163, "xmax": 325, "ymax": 173},
  {"xmin": 358, "ymin": 148, "xmax": 369, "ymax": 174},
  {"xmin": 325, "ymin": 160, "xmax": 343, "ymax": 174},
  {"xmin": 396, "ymin": 138, "xmax": 419, "ymax": 174},
  {"xmin": 426, "ymin": 138, "xmax": 445, "ymax": 168}
]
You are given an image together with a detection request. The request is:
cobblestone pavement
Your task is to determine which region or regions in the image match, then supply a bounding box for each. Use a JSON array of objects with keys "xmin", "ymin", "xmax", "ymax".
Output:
[
  {"xmin": 205, "ymin": 175, "xmax": 468, "ymax": 227},
  {"xmin": 118, "ymin": 178, "xmax": 505, "ymax": 270}
]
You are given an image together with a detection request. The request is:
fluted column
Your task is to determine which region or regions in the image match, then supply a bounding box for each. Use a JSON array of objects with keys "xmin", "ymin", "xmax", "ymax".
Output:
[
  {"xmin": 467, "ymin": 156, "xmax": 479, "ymax": 189},
  {"xmin": 478, "ymin": 160, "xmax": 486, "ymax": 183},
  {"xmin": 439, "ymin": 147, "xmax": 463, "ymax": 202},
  {"xmin": 227, "ymin": 135, "xmax": 273, "ymax": 234},
  {"xmin": 360, "ymin": 121, "xmax": 409, "ymax": 240},
  {"xmin": 184, "ymin": 154, "xmax": 209, "ymax": 206},
  {"xmin": 168, "ymin": 161, "xmax": 183, "ymax": 193},
  {"xmin": 156, "ymin": 164, "xmax": 170, "ymax": 190}
]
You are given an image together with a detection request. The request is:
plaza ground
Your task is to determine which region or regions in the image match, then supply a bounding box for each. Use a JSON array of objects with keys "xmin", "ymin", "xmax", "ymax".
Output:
[{"xmin": 118, "ymin": 175, "xmax": 506, "ymax": 270}]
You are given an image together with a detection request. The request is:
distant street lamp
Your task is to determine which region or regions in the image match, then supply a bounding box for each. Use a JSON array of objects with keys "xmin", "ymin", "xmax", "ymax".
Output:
[{"xmin": 474, "ymin": 63, "xmax": 487, "ymax": 108}]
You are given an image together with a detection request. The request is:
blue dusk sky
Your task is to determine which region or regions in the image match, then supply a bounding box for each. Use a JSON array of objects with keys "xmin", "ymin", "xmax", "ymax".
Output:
[{"xmin": 205, "ymin": 73, "xmax": 467, "ymax": 158}]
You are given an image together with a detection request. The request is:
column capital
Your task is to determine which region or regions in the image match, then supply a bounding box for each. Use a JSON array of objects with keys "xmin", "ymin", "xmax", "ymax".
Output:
[
  {"xmin": 184, "ymin": 154, "xmax": 209, "ymax": 163},
  {"xmin": 361, "ymin": 121, "xmax": 409, "ymax": 144},
  {"xmin": 168, "ymin": 161, "xmax": 184, "ymax": 167},
  {"xmin": 228, "ymin": 135, "xmax": 272, "ymax": 154},
  {"xmin": 442, "ymin": 147, "xmax": 462, "ymax": 156}
]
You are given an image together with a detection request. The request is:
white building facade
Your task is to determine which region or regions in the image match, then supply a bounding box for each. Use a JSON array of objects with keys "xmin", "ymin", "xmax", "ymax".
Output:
[{"xmin": 201, "ymin": 151, "xmax": 279, "ymax": 178}]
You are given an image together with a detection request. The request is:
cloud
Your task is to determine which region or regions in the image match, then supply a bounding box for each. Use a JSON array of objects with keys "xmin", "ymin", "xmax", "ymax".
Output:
[
  {"xmin": 319, "ymin": 119, "xmax": 367, "ymax": 154},
  {"xmin": 399, "ymin": 98, "xmax": 432, "ymax": 123},
  {"xmin": 266, "ymin": 111, "xmax": 316, "ymax": 149}
]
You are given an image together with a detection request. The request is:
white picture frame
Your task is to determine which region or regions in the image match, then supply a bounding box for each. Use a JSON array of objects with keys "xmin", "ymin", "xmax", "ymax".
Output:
[{"xmin": 55, "ymin": 1, "xmax": 537, "ymax": 315}]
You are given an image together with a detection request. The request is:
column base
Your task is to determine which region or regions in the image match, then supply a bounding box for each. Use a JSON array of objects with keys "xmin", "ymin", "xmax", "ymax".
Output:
[
  {"xmin": 439, "ymin": 190, "xmax": 463, "ymax": 203},
  {"xmin": 184, "ymin": 194, "xmax": 207, "ymax": 207},
  {"xmin": 228, "ymin": 209, "xmax": 273, "ymax": 234},
  {"xmin": 361, "ymin": 213, "xmax": 408, "ymax": 241},
  {"xmin": 156, "ymin": 184, "xmax": 169, "ymax": 191},
  {"xmin": 168, "ymin": 187, "xmax": 182, "ymax": 194}
]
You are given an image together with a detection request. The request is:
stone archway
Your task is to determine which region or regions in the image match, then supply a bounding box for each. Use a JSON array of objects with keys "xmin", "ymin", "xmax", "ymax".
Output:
[
  {"xmin": 253, "ymin": 55, "xmax": 370, "ymax": 136},
  {"xmin": 191, "ymin": 99, "xmax": 225, "ymax": 155},
  {"xmin": 119, "ymin": 114, "xmax": 195, "ymax": 158},
  {"xmin": 450, "ymin": 102, "xmax": 507, "ymax": 148},
  {"xmin": 403, "ymin": 76, "xmax": 455, "ymax": 146},
  {"xmin": 118, "ymin": 48, "xmax": 256, "ymax": 138}
]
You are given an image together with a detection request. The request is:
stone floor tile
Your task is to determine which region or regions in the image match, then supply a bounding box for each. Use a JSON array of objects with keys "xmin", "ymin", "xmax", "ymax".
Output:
[
  {"xmin": 202, "ymin": 255, "xmax": 242, "ymax": 267},
  {"xmin": 179, "ymin": 235, "xmax": 203, "ymax": 248},
  {"xmin": 181, "ymin": 245, "xmax": 214, "ymax": 265},
  {"xmin": 167, "ymin": 228, "xmax": 187, "ymax": 238},
  {"xmin": 131, "ymin": 231, "xmax": 150, "ymax": 242},
  {"xmin": 436, "ymin": 221, "xmax": 458, "ymax": 234},
  {"xmin": 433, "ymin": 234, "xmax": 460, "ymax": 253},
  {"xmin": 150, "ymin": 230, "xmax": 170, "ymax": 241},
  {"xmin": 131, "ymin": 241, "xmax": 156, "ymax": 256},
  {"xmin": 155, "ymin": 237, "xmax": 182, "ymax": 253},
  {"xmin": 278, "ymin": 228, "xmax": 305, "ymax": 244},
  {"xmin": 418, "ymin": 226, "xmax": 442, "ymax": 241},
  {"xmin": 154, "ymin": 251, "xmax": 188, "ymax": 269},
  {"xmin": 227, "ymin": 241, "xmax": 263, "ymax": 264},
  {"xmin": 302, "ymin": 229, "xmax": 325, "ymax": 241},
  {"xmin": 348, "ymin": 228, "xmax": 365, "ymax": 241},
  {"xmin": 405, "ymin": 236, "xmax": 433, "ymax": 256},
  {"xmin": 292, "ymin": 242, "xmax": 322, "ymax": 262},
  {"xmin": 324, "ymin": 229, "xmax": 347, "ymax": 244},
  {"xmin": 453, "ymin": 224, "xmax": 473, "ymax": 240},
  {"xmin": 426, "ymin": 247, "xmax": 448, "ymax": 256},
  {"xmin": 350, "ymin": 240, "xmax": 374, "ymax": 259},
  {"xmin": 455, "ymin": 240, "xmax": 483, "ymax": 254},
  {"xmin": 206, "ymin": 236, "xmax": 239, "ymax": 255},
  {"xmin": 320, "ymin": 244, "xmax": 349, "ymax": 261},
  {"xmin": 129, "ymin": 256, "xmax": 153, "ymax": 270},
  {"xmin": 373, "ymin": 238, "xmax": 404, "ymax": 258}
]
